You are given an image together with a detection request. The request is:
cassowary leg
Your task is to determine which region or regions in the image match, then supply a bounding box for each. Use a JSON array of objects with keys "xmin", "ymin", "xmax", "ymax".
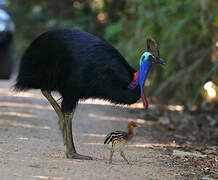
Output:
[
  {"xmin": 41, "ymin": 90, "xmax": 65, "ymax": 141},
  {"xmin": 64, "ymin": 112, "xmax": 92, "ymax": 160},
  {"xmin": 41, "ymin": 90, "xmax": 92, "ymax": 160},
  {"xmin": 120, "ymin": 150, "xmax": 132, "ymax": 165}
]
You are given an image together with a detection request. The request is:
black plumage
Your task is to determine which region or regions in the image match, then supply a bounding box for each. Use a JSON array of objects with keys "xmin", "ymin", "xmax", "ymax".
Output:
[
  {"xmin": 14, "ymin": 29, "xmax": 163, "ymax": 160},
  {"xmin": 15, "ymin": 29, "xmax": 140, "ymax": 112}
]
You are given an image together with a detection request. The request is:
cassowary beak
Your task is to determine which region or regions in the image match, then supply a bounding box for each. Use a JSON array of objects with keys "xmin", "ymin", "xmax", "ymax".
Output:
[{"xmin": 155, "ymin": 57, "xmax": 166, "ymax": 65}]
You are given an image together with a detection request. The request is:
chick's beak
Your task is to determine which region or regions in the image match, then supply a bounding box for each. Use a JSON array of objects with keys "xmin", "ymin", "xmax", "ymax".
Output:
[{"xmin": 134, "ymin": 124, "xmax": 141, "ymax": 128}]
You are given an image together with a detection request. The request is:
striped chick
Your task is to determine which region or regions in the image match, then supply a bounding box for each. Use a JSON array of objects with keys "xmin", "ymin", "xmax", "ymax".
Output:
[{"xmin": 104, "ymin": 121, "xmax": 139, "ymax": 165}]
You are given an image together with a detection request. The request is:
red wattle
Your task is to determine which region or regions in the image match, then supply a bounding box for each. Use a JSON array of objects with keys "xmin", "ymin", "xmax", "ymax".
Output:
[
  {"xmin": 128, "ymin": 71, "xmax": 139, "ymax": 89},
  {"xmin": 141, "ymin": 90, "xmax": 148, "ymax": 110},
  {"xmin": 128, "ymin": 71, "xmax": 148, "ymax": 109},
  {"xmin": 133, "ymin": 71, "xmax": 139, "ymax": 83}
]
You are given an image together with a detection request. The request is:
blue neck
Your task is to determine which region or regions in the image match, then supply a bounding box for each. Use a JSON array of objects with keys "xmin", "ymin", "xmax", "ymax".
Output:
[{"xmin": 137, "ymin": 61, "xmax": 153, "ymax": 93}]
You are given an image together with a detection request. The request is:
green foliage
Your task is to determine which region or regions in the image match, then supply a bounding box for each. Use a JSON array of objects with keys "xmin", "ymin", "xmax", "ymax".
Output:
[
  {"xmin": 6, "ymin": 0, "xmax": 217, "ymax": 107},
  {"xmin": 105, "ymin": 18, "xmax": 124, "ymax": 39},
  {"xmin": 104, "ymin": 0, "xmax": 217, "ymax": 106}
]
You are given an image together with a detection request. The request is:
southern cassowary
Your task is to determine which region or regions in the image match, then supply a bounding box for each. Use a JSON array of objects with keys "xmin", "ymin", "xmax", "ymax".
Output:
[{"xmin": 14, "ymin": 29, "xmax": 165, "ymax": 160}]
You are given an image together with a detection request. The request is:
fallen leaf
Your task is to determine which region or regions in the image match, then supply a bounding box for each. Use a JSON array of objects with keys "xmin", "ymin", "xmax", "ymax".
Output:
[{"xmin": 207, "ymin": 154, "xmax": 216, "ymax": 158}]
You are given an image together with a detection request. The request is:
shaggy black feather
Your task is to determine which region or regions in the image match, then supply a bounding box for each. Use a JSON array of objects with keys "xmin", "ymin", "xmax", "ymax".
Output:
[{"xmin": 14, "ymin": 29, "xmax": 141, "ymax": 112}]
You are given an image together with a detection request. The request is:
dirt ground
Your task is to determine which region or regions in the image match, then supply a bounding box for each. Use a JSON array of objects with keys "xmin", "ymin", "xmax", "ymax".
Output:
[{"xmin": 0, "ymin": 79, "xmax": 217, "ymax": 180}]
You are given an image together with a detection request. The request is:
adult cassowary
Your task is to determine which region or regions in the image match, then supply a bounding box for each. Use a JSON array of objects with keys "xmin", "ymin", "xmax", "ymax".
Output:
[{"xmin": 14, "ymin": 29, "xmax": 165, "ymax": 160}]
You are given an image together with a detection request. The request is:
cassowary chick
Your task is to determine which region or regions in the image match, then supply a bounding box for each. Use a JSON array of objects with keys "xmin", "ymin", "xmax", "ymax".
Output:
[{"xmin": 104, "ymin": 121, "xmax": 139, "ymax": 165}]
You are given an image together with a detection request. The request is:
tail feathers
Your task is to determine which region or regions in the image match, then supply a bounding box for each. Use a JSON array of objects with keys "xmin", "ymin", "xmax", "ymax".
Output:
[
  {"xmin": 13, "ymin": 79, "xmax": 23, "ymax": 92},
  {"xmin": 13, "ymin": 76, "xmax": 37, "ymax": 92},
  {"xmin": 13, "ymin": 83, "xmax": 30, "ymax": 92},
  {"xmin": 104, "ymin": 132, "xmax": 113, "ymax": 144}
]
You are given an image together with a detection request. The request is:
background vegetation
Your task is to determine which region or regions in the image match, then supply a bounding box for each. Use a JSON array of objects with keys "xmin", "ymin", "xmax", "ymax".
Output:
[{"xmin": 6, "ymin": 0, "xmax": 218, "ymax": 109}]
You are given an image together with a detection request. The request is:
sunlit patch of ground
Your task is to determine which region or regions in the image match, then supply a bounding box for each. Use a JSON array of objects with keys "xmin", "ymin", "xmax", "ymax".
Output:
[{"xmin": 0, "ymin": 102, "xmax": 52, "ymax": 110}]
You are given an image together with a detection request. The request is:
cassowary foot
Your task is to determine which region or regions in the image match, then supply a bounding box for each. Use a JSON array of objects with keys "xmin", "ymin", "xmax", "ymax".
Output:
[{"xmin": 66, "ymin": 152, "xmax": 92, "ymax": 160}]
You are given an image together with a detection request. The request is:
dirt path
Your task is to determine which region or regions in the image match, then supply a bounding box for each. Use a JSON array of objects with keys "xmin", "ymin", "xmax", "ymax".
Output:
[{"xmin": 0, "ymin": 79, "xmax": 187, "ymax": 180}]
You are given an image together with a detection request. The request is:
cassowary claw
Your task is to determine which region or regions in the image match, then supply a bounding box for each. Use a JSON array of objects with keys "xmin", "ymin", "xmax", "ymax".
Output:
[{"xmin": 66, "ymin": 152, "xmax": 92, "ymax": 160}]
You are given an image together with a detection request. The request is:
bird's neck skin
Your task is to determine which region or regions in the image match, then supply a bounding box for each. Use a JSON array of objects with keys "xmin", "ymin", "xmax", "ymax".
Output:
[
  {"xmin": 137, "ymin": 61, "xmax": 153, "ymax": 87},
  {"xmin": 128, "ymin": 61, "xmax": 153, "ymax": 89}
]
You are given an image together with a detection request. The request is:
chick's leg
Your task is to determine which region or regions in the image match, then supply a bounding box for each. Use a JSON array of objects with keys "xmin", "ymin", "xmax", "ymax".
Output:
[
  {"xmin": 120, "ymin": 150, "xmax": 132, "ymax": 165},
  {"xmin": 109, "ymin": 149, "xmax": 114, "ymax": 164}
]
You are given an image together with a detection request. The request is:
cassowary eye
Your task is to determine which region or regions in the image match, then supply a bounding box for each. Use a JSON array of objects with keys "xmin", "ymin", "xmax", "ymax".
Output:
[{"xmin": 148, "ymin": 55, "xmax": 155, "ymax": 63}]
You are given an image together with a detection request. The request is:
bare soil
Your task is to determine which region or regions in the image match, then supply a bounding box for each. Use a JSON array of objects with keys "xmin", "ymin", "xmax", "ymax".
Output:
[{"xmin": 0, "ymin": 79, "xmax": 217, "ymax": 180}]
